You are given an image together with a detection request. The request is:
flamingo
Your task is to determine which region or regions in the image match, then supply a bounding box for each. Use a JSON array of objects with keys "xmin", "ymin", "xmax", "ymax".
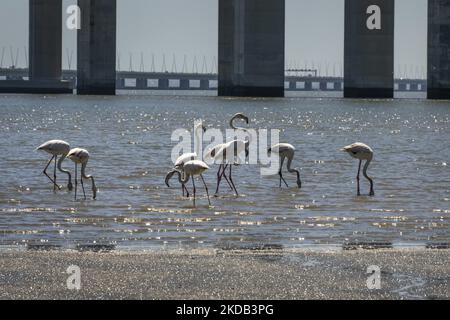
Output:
[
  {"xmin": 205, "ymin": 143, "xmax": 234, "ymax": 196},
  {"xmin": 67, "ymin": 148, "xmax": 97, "ymax": 200},
  {"xmin": 268, "ymin": 143, "xmax": 302, "ymax": 188},
  {"xmin": 206, "ymin": 113, "xmax": 249, "ymax": 196},
  {"xmin": 341, "ymin": 142, "xmax": 375, "ymax": 196},
  {"xmin": 36, "ymin": 140, "xmax": 73, "ymax": 191},
  {"xmin": 165, "ymin": 160, "xmax": 211, "ymax": 207},
  {"xmin": 166, "ymin": 122, "xmax": 206, "ymax": 197},
  {"xmin": 171, "ymin": 153, "xmax": 196, "ymax": 197}
]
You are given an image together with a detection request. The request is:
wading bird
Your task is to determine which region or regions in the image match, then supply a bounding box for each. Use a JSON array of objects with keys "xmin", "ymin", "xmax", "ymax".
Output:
[
  {"xmin": 165, "ymin": 160, "xmax": 211, "ymax": 207},
  {"xmin": 205, "ymin": 143, "xmax": 234, "ymax": 196},
  {"xmin": 36, "ymin": 140, "xmax": 73, "ymax": 191},
  {"xmin": 341, "ymin": 142, "xmax": 374, "ymax": 196},
  {"xmin": 167, "ymin": 122, "xmax": 206, "ymax": 197},
  {"xmin": 67, "ymin": 148, "xmax": 97, "ymax": 201},
  {"xmin": 206, "ymin": 113, "xmax": 250, "ymax": 196},
  {"xmin": 268, "ymin": 143, "xmax": 302, "ymax": 189}
]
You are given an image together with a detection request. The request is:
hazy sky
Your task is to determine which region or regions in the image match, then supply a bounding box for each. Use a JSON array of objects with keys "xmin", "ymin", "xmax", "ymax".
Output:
[{"xmin": 0, "ymin": 0, "xmax": 428, "ymax": 77}]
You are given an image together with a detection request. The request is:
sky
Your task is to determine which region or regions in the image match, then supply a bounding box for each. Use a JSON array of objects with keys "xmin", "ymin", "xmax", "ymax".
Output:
[{"xmin": 0, "ymin": 0, "xmax": 428, "ymax": 78}]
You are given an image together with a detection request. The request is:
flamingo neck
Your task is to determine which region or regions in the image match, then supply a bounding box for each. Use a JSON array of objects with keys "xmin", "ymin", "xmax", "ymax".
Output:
[
  {"xmin": 166, "ymin": 170, "xmax": 190, "ymax": 187},
  {"xmin": 194, "ymin": 123, "xmax": 203, "ymax": 157},
  {"xmin": 230, "ymin": 115, "xmax": 247, "ymax": 131},
  {"xmin": 58, "ymin": 154, "xmax": 72, "ymax": 190},
  {"xmin": 363, "ymin": 159, "xmax": 373, "ymax": 184},
  {"xmin": 287, "ymin": 156, "xmax": 302, "ymax": 188},
  {"xmin": 57, "ymin": 155, "xmax": 72, "ymax": 185},
  {"xmin": 175, "ymin": 170, "xmax": 190, "ymax": 185},
  {"xmin": 81, "ymin": 162, "xmax": 97, "ymax": 199}
]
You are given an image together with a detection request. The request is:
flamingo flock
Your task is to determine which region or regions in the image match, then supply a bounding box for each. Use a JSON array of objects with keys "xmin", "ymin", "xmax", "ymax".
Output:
[
  {"xmin": 164, "ymin": 113, "xmax": 375, "ymax": 206},
  {"xmin": 35, "ymin": 113, "xmax": 375, "ymax": 205},
  {"xmin": 36, "ymin": 140, "xmax": 96, "ymax": 200}
]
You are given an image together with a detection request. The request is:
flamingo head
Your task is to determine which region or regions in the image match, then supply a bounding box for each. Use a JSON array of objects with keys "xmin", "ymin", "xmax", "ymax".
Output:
[
  {"xmin": 165, "ymin": 170, "xmax": 178, "ymax": 188},
  {"xmin": 234, "ymin": 113, "xmax": 249, "ymax": 124}
]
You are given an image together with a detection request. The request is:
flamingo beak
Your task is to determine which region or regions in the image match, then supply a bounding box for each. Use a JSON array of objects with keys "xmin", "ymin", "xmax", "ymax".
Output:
[{"xmin": 165, "ymin": 171, "xmax": 175, "ymax": 188}]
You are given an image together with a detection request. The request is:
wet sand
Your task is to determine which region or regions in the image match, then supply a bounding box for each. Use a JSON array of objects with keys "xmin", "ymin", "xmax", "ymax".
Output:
[{"xmin": 0, "ymin": 249, "xmax": 449, "ymax": 300}]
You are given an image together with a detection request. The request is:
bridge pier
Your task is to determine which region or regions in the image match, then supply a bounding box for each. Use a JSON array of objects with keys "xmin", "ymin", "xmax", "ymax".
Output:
[
  {"xmin": 334, "ymin": 82, "xmax": 342, "ymax": 91},
  {"xmin": 344, "ymin": 0, "xmax": 394, "ymax": 98},
  {"xmin": 200, "ymin": 79, "xmax": 209, "ymax": 90},
  {"xmin": 116, "ymin": 78, "xmax": 125, "ymax": 89},
  {"xmin": 180, "ymin": 79, "xmax": 190, "ymax": 90},
  {"xmin": 0, "ymin": 0, "xmax": 71, "ymax": 94},
  {"xmin": 77, "ymin": 0, "xmax": 117, "ymax": 95},
  {"xmin": 398, "ymin": 83, "xmax": 407, "ymax": 91},
  {"xmin": 410, "ymin": 83, "xmax": 419, "ymax": 92},
  {"xmin": 136, "ymin": 78, "xmax": 147, "ymax": 90},
  {"xmin": 29, "ymin": 0, "xmax": 61, "ymax": 82},
  {"xmin": 319, "ymin": 82, "xmax": 327, "ymax": 91},
  {"xmin": 304, "ymin": 82, "xmax": 312, "ymax": 91},
  {"xmin": 158, "ymin": 79, "xmax": 169, "ymax": 90},
  {"xmin": 218, "ymin": 0, "xmax": 285, "ymax": 97},
  {"xmin": 289, "ymin": 81, "xmax": 296, "ymax": 90},
  {"xmin": 428, "ymin": 0, "xmax": 450, "ymax": 99}
]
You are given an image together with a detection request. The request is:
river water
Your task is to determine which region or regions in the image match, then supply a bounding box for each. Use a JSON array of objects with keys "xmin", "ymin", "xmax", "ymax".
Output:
[{"xmin": 0, "ymin": 93, "xmax": 449, "ymax": 249}]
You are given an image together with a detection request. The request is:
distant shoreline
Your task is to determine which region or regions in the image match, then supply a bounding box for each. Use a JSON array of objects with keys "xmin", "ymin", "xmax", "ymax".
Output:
[{"xmin": 1, "ymin": 248, "xmax": 448, "ymax": 300}]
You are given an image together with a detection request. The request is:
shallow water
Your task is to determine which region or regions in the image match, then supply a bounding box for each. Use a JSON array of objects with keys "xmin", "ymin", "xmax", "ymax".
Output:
[{"xmin": 0, "ymin": 93, "xmax": 449, "ymax": 249}]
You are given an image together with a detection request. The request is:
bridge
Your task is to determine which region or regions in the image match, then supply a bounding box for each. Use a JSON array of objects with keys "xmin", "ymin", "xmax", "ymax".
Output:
[
  {"xmin": 0, "ymin": 0, "xmax": 447, "ymax": 98},
  {"xmin": 0, "ymin": 68, "xmax": 426, "ymax": 92}
]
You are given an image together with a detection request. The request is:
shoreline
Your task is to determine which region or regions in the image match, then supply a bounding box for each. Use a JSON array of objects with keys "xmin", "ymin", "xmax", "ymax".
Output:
[{"xmin": 1, "ymin": 248, "xmax": 448, "ymax": 300}]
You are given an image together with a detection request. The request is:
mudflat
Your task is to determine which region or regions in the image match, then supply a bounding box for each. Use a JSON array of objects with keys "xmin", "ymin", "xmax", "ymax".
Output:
[{"xmin": 0, "ymin": 248, "xmax": 448, "ymax": 300}]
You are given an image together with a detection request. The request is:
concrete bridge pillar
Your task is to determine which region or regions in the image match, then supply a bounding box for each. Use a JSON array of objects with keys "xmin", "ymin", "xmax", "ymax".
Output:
[
  {"xmin": 410, "ymin": 83, "xmax": 419, "ymax": 91},
  {"xmin": 218, "ymin": 0, "xmax": 285, "ymax": 97},
  {"xmin": 180, "ymin": 79, "xmax": 190, "ymax": 90},
  {"xmin": 421, "ymin": 83, "xmax": 427, "ymax": 92},
  {"xmin": 200, "ymin": 79, "xmax": 210, "ymax": 90},
  {"xmin": 398, "ymin": 83, "xmax": 407, "ymax": 91},
  {"xmin": 344, "ymin": 0, "xmax": 394, "ymax": 98},
  {"xmin": 428, "ymin": 0, "xmax": 450, "ymax": 99},
  {"xmin": 0, "ymin": 0, "xmax": 72, "ymax": 93},
  {"xmin": 136, "ymin": 78, "xmax": 147, "ymax": 89},
  {"xmin": 29, "ymin": 0, "xmax": 62, "ymax": 81},
  {"xmin": 334, "ymin": 82, "xmax": 342, "ymax": 91},
  {"xmin": 158, "ymin": 79, "xmax": 169, "ymax": 89},
  {"xmin": 77, "ymin": 0, "xmax": 117, "ymax": 95},
  {"xmin": 116, "ymin": 78, "xmax": 125, "ymax": 89}
]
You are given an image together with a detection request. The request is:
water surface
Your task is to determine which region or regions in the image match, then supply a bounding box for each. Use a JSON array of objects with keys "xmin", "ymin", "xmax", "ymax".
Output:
[{"xmin": 0, "ymin": 93, "xmax": 449, "ymax": 249}]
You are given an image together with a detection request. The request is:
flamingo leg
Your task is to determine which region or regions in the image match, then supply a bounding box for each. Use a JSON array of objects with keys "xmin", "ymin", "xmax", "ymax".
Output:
[
  {"xmin": 228, "ymin": 164, "xmax": 238, "ymax": 196},
  {"xmin": 200, "ymin": 174, "xmax": 211, "ymax": 206},
  {"xmin": 366, "ymin": 160, "xmax": 375, "ymax": 197},
  {"xmin": 215, "ymin": 165, "xmax": 223, "ymax": 195},
  {"xmin": 279, "ymin": 157, "xmax": 289, "ymax": 188},
  {"xmin": 74, "ymin": 163, "xmax": 78, "ymax": 201},
  {"xmin": 215, "ymin": 164, "xmax": 233, "ymax": 196},
  {"xmin": 356, "ymin": 160, "xmax": 362, "ymax": 196},
  {"xmin": 369, "ymin": 182, "xmax": 375, "ymax": 197},
  {"xmin": 80, "ymin": 176, "xmax": 87, "ymax": 200},
  {"xmin": 192, "ymin": 177, "xmax": 196, "ymax": 207},
  {"xmin": 53, "ymin": 155, "xmax": 58, "ymax": 191},
  {"xmin": 43, "ymin": 156, "xmax": 61, "ymax": 190},
  {"xmin": 183, "ymin": 184, "xmax": 190, "ymax": 198},
  {"xmin": 222, "ymin": 165, "xmax": 233, "ymax": 190}
]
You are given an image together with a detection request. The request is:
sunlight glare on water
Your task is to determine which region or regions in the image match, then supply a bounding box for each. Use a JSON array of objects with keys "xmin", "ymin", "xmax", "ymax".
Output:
[{"xmin": 0, "ymin": 93, "xmax": 449, "ymax": 249}]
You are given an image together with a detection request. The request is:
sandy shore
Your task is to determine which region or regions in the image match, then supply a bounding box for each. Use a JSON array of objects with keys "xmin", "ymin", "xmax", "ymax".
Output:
[{"xmin": 0, "ymin": 248, "xmax": 449, "ymax": 300}]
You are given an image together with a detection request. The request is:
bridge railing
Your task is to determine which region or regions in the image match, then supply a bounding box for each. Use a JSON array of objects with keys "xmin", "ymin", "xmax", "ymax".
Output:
[{"xmin": 0, "ymin": 68, "xmax": 427, "ymax": 92}]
